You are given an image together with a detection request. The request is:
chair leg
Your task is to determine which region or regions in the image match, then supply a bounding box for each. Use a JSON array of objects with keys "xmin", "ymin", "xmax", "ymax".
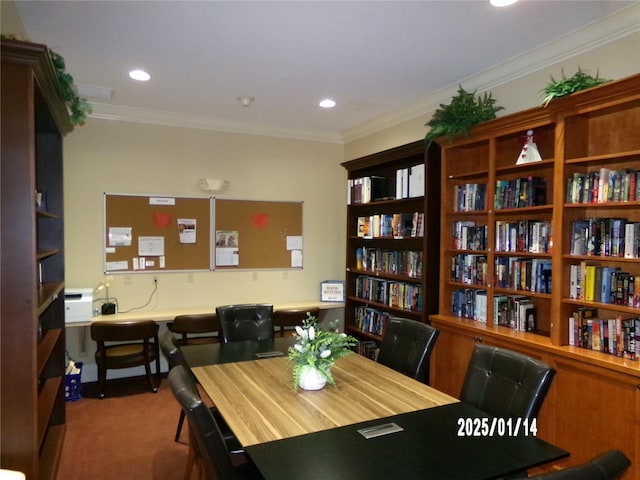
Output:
[
  {"xmin": 144, "ymin": 360, "xmax": 158, "ymax": 393},
  {"xmin": 97, "ymin": 363, "xmax": 106, "ymax": 399},
  {"xmin": 175, "ymin": 409, "xmax": 185, "ymax": 442}
]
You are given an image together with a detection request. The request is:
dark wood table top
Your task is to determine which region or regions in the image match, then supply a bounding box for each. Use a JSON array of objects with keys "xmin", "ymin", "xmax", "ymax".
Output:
[{"xmin": 246, "ymin": 402, "xmax": 569, "ymax": 480}]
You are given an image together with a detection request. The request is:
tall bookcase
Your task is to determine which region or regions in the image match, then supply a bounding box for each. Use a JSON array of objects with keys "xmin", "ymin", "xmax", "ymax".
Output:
[
  {"xmin": 341, "ymin": 141, "xmax": 440, "ymax": 351},
  {"xmin": 430, "ymin": 73, "xmax": 640, "ymax": 477},
  {"xmin": 1, "ymin": 39, "xmax": 73, "ymax": 479}
]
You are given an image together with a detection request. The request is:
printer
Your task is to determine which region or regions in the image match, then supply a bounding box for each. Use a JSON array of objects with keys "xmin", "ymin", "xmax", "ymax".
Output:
[{"xmin": 64, "ymin": 288, "xmax": 94, "ymax": 323}]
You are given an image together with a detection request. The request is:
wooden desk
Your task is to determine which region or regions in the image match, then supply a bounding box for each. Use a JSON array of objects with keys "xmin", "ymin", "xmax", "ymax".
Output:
[
  {"xmin": 191, "ymin": 352, "xmax": 458, "ymax": 446},
  {"xmin": 66, "ymin": 300, "xmax": 344, "ymax": 327}
]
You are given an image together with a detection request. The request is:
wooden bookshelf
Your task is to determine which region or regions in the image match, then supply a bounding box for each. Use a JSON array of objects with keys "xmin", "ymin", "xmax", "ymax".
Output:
[
  {"xmin": 341, "ymin": 141, "xmax": 440, "ymax": 348},
  {"xmin": 430, "ymin": 73, "xmax": 640, "ymax": 479},
  {"xmin": 1, "ymin": 39, "xmax": 72, "ymax": 480}
]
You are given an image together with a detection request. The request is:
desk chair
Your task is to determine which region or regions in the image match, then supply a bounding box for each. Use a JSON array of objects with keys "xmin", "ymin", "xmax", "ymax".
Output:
[
  {"xmin": 168, "ymin": 365, "xmax": 261, "ymax": 480},
  {"xmin": 168, "ymin": 313, "xmax": 220, "ymax": 345},
  {"xmin": 90, "ymin": 320, "xmax": 160, "ymax": 399},
  {"xmin": 160, "ymin": 330, "xmax": 191, "ymax": 442},
  {"xmin": 460, "ymin": 344, "xmax": 556, "ymax": 419},
  {"xmin": 216, "ymin": 304, "xmax": 274, "ymax": 343},
  {"xmin": 377, "ymin": 317, "xmax": 439, "ymax": 383},
  {"xmin": 529, "ymin": 449, "xmax": 630, "ymax": 480},
  {"xmin": 273, "ymin": 307, "xmax": 320, "ymax": 337}
]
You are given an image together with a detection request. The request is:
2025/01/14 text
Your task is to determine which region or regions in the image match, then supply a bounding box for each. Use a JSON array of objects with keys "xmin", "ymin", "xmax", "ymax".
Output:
[{"xmin": 457, "ymin": 417, "xmax": 537, "ymax": 437}]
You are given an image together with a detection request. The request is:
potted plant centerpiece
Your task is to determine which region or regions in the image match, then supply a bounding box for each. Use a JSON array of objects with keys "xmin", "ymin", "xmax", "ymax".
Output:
[{"xmin": 288, "ymin": 313, "xmax": 358, "ymax": 390}]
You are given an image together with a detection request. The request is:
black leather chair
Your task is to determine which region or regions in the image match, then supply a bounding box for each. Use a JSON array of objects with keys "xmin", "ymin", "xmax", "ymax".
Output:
[
  {"xmin": 90, "ymin": 320, "xmax": 160, "ymax": 399},
  {"xmin": 460, "ymin": 344, "xmax": 556, "ymax": 419},
  {"xmin": 529, "ymin": 449, "xmax": 630, "ymax": 480},
  {"xmin": 167, "ymin": 313, "xmax": 220, "ymax": 345},
  {"xmin": 159, "ymin": 330, "xmax": 190, "ymax": 442},
  {"xmin": 168, "ymin": 365, "xmax": 262, "ymax": 480},
  {"xmin": 273, "ymin": 307, "xmax": 320, "ymax": 337},
  {"xmin": 377, "ymin": 316, "xmax": 439, "ymax": 383},
  {"xmin": 216, "ymin": 304, "xmax": 274, "ymax": 343}
]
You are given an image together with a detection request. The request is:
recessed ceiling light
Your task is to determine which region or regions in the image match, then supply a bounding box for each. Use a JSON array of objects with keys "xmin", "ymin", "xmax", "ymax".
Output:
[
  {"xmin": 319, "ymin": 98, "xmax": 336, "ymax": 109},
  {"xmin": 129, "ymin": 69, "xmax": 150, "ymax": 81},
  {"xmin": 490, "ymin": 0, "xmax": 518, "ymax": 6}
]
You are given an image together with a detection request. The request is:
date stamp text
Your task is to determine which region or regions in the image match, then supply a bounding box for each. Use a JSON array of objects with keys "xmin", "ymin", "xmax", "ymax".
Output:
[{"xmin": 457, "ymin": 417, "xmax": 537, "ymax": 437}]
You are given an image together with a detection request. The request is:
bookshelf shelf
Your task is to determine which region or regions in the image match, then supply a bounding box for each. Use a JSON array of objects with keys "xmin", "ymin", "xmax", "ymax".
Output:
[
  {"xmin": 342, "ymin": 140, "xmax": 440, "ymax": 365},
  {"xmin": 430, "ymin": 73, "xmax": 640, "ymax": 478}
]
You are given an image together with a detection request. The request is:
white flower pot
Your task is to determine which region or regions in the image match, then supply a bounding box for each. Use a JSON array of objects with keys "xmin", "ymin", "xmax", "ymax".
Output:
[{"xmin": 298, "ymin": 365, "xmax": 327, "ymax": 391}]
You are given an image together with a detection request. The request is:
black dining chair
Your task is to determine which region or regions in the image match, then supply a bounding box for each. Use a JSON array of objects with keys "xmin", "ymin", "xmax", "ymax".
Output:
[
  {"xmin": 376, "ymin": 316, "xmax": 439, "ymax": 383},
  {"xmin": 216, "ymin": 304, "xmax": 274, "ymax": 343},
  {"xmin": 159, "ymin": 330, "xmax": 190, "ymax": 442},
  {"xmin": 529, "ymin": 449, "xmax": 630, "ymax": 480},
  {"xmin": 90, "ymin": 320, "xmax": 161, "ymax": 399},
  {"xmin": 460, "ymin": 343, "xmax": 556, "ymax": 420},
  {"xmin": 168, "ymin": 365, "xmax": 262, "ymax": 480},
  {"xmin": 167, "ymin": 313, "xmax": 220, "ymax": 345}
]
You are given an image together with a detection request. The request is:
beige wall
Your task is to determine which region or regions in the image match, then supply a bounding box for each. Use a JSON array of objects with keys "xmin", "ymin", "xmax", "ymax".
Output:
[
  {"xmin": 344, "ymin": 32, "xmax": 640, "ymax": 160},
  {"xmin": 64, "ymin": 120, "xmax": 346, "ymax": 310}
]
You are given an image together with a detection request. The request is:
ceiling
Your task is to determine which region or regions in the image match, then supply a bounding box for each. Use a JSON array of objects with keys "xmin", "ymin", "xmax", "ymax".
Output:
[{"xmin": 12, "ymin": 1, "xmax": 637, "ymax": 143}]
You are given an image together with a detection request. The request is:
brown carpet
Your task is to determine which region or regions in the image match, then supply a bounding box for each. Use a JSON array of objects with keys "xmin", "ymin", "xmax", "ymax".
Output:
[{"xmin": 57, "ymin": 375, "xmax": 192, "ymax": 480}]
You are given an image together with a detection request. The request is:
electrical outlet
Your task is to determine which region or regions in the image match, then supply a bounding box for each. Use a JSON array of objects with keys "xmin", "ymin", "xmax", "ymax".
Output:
[
  {"xmin": 153, "ymin": 275, "xmax": 158, "ymax": 285},
  {"xmin": 186, "ymin": 273, "xmax": 194, "ymax": 284},
  {"xmin": 283, "ymin": 271, "xmax": 288, "ymax": 280},
  {"xmin": 252, "ymin": 272, "xmax": 258, "ymax": 281},
  {"xmin": 124, "ymin": 275, "xmax": 132, "ymax": 285}
]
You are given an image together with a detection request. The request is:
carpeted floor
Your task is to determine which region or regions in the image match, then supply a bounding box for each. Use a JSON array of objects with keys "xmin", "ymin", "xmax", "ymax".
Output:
[{"xmin": 56, "ymin": 375, "xmax": 191, "ymax": 480}]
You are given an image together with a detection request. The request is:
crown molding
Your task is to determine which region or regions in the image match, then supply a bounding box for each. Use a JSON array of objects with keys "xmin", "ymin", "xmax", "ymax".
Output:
[
  {"xmin": 88, "ymin": 103, "xmax": 343, "ymax": 144},
  {"xmin": 342, "ymin": 3, "xmax": 640, "ymax": 143}
]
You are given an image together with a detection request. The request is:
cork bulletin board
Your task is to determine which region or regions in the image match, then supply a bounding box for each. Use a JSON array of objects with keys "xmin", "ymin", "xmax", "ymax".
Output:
[
  {"xmin": 214, "ymin": 199, "xmax": 303, "ymax": 269},
  {"xmin": 104, "ymin": 193, "xmax": 212, "ymax": 273}
]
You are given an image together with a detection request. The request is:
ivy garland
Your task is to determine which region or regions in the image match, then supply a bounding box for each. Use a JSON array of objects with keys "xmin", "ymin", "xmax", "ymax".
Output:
[
  {"xmin": 48, "ymin": 50, "xmax": 92, "ymax": 125},
  {"xmin": 425, "ymin": 86, "xmax": 503, "ymax": 146},
  {"xmin": 541, "ymin": 68, "xmax": 610, "ymax": 107}
]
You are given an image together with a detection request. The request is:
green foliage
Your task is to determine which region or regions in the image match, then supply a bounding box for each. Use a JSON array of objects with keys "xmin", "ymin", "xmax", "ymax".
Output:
[
  {"xmin": 542, "ymin": 68, "xmax": 610, "ymax": 107},
  {"xmin": 288, "ymin": 313, "xmax": 358, "ymax": 387},
  {"xmin": 49, "ymin": 50, "xmax": 92, "ymax": 125},
  {"xmin": 424, "ymin": 86, "xmax": 503, "ymax": 146}
]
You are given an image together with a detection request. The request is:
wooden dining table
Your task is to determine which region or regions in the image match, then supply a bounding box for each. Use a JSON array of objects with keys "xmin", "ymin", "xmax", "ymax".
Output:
[
  {"xmin": 191, "ymin": 350, "xmax": 458, "ymax": 447},
  {"xmin": 186, "ymin": 339, "xmax": 569, "ymax": 479}
]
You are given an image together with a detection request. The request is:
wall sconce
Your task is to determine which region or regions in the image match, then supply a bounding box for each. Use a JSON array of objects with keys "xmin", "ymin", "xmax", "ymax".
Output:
[{"xmin": 198, "ymin": 178, "xmax": 230, "ymax": 194}]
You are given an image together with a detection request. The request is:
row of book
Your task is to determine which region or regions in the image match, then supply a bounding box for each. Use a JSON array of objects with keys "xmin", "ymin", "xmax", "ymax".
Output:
[
  {"xmin": 569, "ymin": 307, "xmax": 637, "ymax": 360},
  {"xmin": 451, "ymin": 288, "xmax": 487, "ymax": 322},
  {"xmin": 355, "ymin": 276, "xmax": 423, "ymax": 312},
  {"xmin": 353, "ymin": 306, "xmax": 389, "ymax": 336},
  {"xmin": 347, "ymin": 163, "xmax": 425, "ymax": 205},
  {"xmin": 451, "ymin": 254, "xmax": 488, "ymax": 286},
  {"xmin": 494, "ymin": 295, "xmax": 537, "ymax": 332},
  {"xmin": 452, "ymin": 221, "xmax": 488, "ymax": 251},
  {"xmin": 570, "ymin": 217, "xmax": 640, "ymax": 258},
  {"xmin": 355, "ymin": 247, "xmax": 423, "ymax": 278},
  {"xmin": 566, "ymin": 167, "xmax": 640, "ymax": 205},
  {"xmin": 495, "ymin": 257, "xmax": 552, "ymax": 294},
  {"xmin": 355, "ymin": 340, "xmax": 380, "ymax": 361},
  {"xmin": 453, "ymin": 183, "xmax": 486, "ymax": 212},
  {"xmin": 495, "ymin": 220, "xmax": 552, "ymax": 254},
  {"xmin": 569, "ymin": 263, "xmax": 640, "ymax": 307},
  {"xmin": 450, "ymin": 290, "xmax": 536, "ymax": 332},
  {"xmin": 494, "ymin": 176, "xmax": 547, "ymax": 209},
  {"xmin": 356, "ymin": 212, "xmax": 424, "ymax": 238}
]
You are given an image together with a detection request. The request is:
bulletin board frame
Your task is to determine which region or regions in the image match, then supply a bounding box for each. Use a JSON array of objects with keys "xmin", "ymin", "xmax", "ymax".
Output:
[
  {"xmin": 103, "ymin": 193, "xmax": 213, "ymax": 274},
  {"xmin": 214, "ymin": 199, "xmax": 303, "ymax": 270}
]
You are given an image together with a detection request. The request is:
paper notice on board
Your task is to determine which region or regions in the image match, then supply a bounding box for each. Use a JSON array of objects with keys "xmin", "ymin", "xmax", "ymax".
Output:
[
  {"xmin": 286, "ymin": 236, "xmax": 303, "ymax": 250},
  {"xmin": 216, "ymin": 248, "xmax": 239, "ymax": 266},
  {"xmin": 291, "ymin": 249, "xmax": 303, "ymax": 267},
  {"xmin": 138, "ymin": 236, "xmax": 165, "ymax": 256},
  {"xmin": 108, "ymin": 227, "xmax": 132, "ymax": 246},
  {"xmin": 178, "ymin": 218, "xmax": 196, "ymax": 243}
]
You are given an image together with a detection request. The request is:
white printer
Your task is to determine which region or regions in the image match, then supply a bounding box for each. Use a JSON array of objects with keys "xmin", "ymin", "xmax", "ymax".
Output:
[{"xmin": 64, "ymin": 288, "xmax": 94, "ymax": 323}]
